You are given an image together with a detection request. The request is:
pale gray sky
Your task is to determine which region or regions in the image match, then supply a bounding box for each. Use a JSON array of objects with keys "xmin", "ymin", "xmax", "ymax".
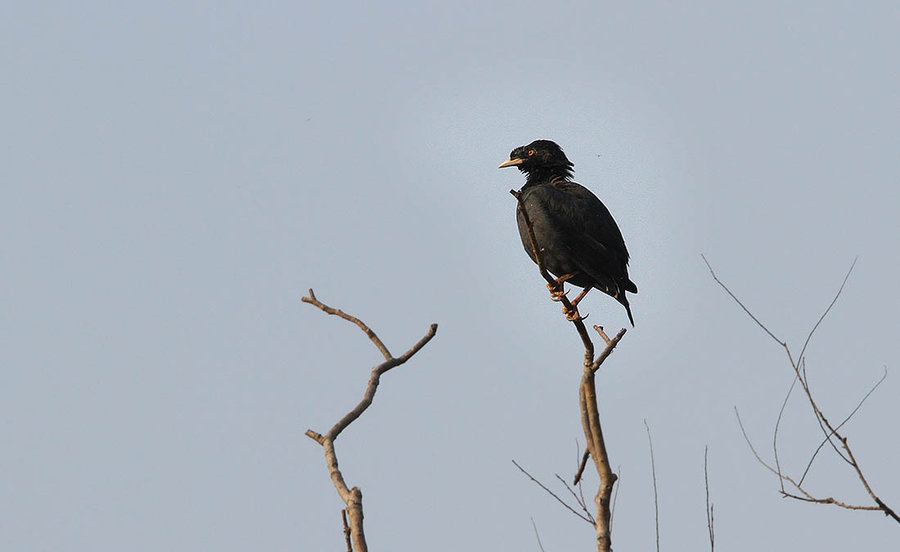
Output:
[{"xmin": 2, "ymin": 2, "xmax": 898, "ymax": 551}]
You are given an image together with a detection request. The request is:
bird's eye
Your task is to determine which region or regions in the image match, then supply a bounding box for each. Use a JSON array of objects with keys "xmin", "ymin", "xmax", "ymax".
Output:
[{"xmin": 527, "ymin": 149, "xmax": 535, "ymax": 156}]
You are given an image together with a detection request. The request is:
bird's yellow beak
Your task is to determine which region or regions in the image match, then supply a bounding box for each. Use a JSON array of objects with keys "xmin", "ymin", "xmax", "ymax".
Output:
[{"xmin": 498, "ymin": 158, "xmax": 524, "ymax": 169}]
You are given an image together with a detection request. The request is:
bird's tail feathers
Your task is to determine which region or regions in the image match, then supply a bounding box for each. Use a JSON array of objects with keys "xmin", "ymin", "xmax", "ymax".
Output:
[
  {"xmin": 604, "ymin": 280, "xmax": 635, "ymax": 327},
  {"xmin": 616, "ymin": 292, "xmax": 635, "ymax": 327}
]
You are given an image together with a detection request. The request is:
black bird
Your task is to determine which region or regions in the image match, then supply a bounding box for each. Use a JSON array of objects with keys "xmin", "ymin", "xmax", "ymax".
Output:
[{"xmin": 499, "ymin": 140, "xmax": 637, "ymax": 325}]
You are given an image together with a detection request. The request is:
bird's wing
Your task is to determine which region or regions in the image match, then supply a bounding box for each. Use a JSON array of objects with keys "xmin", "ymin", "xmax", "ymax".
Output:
[{"xmin": 544, "ymin": 180, "xmax": 631, "ymax": 265}]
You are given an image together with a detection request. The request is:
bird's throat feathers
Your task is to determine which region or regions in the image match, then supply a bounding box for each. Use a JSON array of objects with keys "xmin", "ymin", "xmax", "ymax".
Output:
[{"xmin": 523, "ymin": 163, "xmax": 574, "ymax": 186}]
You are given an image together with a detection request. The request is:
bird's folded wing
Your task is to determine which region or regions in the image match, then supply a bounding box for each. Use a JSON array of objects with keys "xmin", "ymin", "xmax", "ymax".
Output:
[{"xmin": 545, "ymin": 180, "xmax": 631, "ymax": 265}]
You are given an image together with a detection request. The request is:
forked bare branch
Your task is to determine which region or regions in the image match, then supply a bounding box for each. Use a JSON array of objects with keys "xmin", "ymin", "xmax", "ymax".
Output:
[
  {"xmin": 303, "ymin": 290, "xmax": 438, "ymax": 551},
  {"xmin": 799, "ymin": 368, "xmax": 888, "ymax": 486},
  {"xmin": 704, "ymin": 259, "xmax": 897, "ymax": 524},
  {"xmin": 513, "ymin": 460, "xmax": 594, "ymax": 524},
  {"xmin": 554, "ymin": 473, "xmax": 596, "ymax": 524}
]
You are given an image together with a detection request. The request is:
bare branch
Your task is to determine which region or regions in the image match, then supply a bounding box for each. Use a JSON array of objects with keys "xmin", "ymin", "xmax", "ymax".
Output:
[
  {"xmin": 796, "ymin": 257, "xmax": 857, "ymax": 365},
  {"xmin": 735, "ymin": 408, "xmax": 780, "ymax": 477},
  {"xmin": 574, "ymin": 449, "xmax": 590, "ymax": 486},
  {"xmin": 531, "ymin": 518, "xmax": 546, "ymax": 552},
  {"xmin": 301, "ymin": 291, "xmax": 439, "ymax": 443},
  {"xmin": 304, "ymin": 291, "xmax": 438, "ymax": 551},
  {"xmin": 710, "ymin": 255, "xmax": 899, "ymax": 524},
  {"xmin": 513, "ymin": 460, "xmax": 594, "ymax": 524},
  {"xmin": 555, "ymin": 473, "xmax": 595, "ymax": 524},
  {"xmin": 706, "ymin": 258, "xmax": 848, "ymax": 464},
  {"xmin": 701, "ymin": 254, "xmax": 783, "ymax": 346},
  {"xmin": 302, "ymin": 289, "xmax": 393, "ymax": 360},
  {"xmin": 644, "ymin": 420, "xmax": 660, "ymax": 552},
  {"xmin": 341, "ymin": 509, "xmax": 353, "ymax": 552},
  {"xmin": 704, "ymin": 447, "xmax": 714, "ymax": 552},
  {"xmin": 773, "ymin": 372, "xmax": 800, "ymax": 494},
  {"xmin": 591, "ymin": 328, "xmax": 627, "ymax": 373},
  {"xmin": 799, "ymin": 367, "xmax": 888, "ymax": 486},
  {"xmin": 609, "ymin": 466, "xmax": 621, "ymax": 533}
]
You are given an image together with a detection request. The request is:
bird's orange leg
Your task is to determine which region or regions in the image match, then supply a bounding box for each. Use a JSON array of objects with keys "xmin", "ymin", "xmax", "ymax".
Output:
[{"xmin": 571, "ymin": 287, "xmax": 591, "ymax": 308}]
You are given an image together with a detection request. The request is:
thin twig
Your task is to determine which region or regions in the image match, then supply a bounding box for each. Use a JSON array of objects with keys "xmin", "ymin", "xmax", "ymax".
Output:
[
  {"xmin": 644, "ymin": 420, "xmax": 660, "ymax": 552},
  {"xmin": 302, "ymin": 289, "xmax": 393, "ymax": 360},
  {"xmin": 531, "ymin": 518, "xmax": 546, "ymax": 552},
  {"xmin": 555, "ymin": 473, "xmax": 595, "ymax": 524},
  {"xmin": 609, "ymin": 466, "xmax": 620, "ymax": 533},
  {"xmin": 572, "ymin": 438, "xmax": 592, "ymax": 516},
  {"xmin": 591, "ymin": 328, "xmax": 627, "ymax": 373},
  {"xmin": 574, "ymin": 450, "xmax": 590, "ymax": 485},
  {"xmin": 513, "ymin": 460, "xmax": 594, "ymax": 524},
  {"xmin": 773, "ymin": 372, "xmax": 799, "ymax": 494},
  {"xmin": 736, "ymin": 407, "xmax": 892, "ymax": 514},
  {"xmin": 704, "ymin": 447, "xmax": 714, "ymax": 552},
  {"xmin": 341, "ymin": 509, "xmax": 353, "ymax": 552},
  {"xmin": 701, "ymin": 254, "xmax": 783, "ymax": 346},
  {"xmin": 799, "ymin": 368, "xmax": 888, "ymax": 486},
  {"xmin": 797, "ymin": 257, "xmax": 857, "ymax": 365}
]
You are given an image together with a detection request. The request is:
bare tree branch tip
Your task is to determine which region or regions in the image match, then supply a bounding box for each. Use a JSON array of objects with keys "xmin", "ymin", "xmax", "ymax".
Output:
[
  {"xmin": 701, "ymin": 254, "xmax": 784, "ymax": 345},
  {"xmin": 704, "ymin": 446, "xmax": 715, "ymax": 552},
  {"xmin": 644, "ymin": 420, "xmax": 660, "ymax": 552},
  {"xmin": 530, "ymin": 518, "xmax": 546, "ymax": 552}
]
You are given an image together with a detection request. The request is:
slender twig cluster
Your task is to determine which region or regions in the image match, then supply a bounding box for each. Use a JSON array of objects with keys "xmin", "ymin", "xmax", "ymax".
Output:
[
  {"xmin": 303, "ymin": 290, "xmax": 438, "ymax": 552},
  {"xmin": 511, "ymin": 190, "xmax": 627, "ymax": 552},
  {"xmin": 703, "ymin": 256, "xmax": 898, "ymax": 524}
]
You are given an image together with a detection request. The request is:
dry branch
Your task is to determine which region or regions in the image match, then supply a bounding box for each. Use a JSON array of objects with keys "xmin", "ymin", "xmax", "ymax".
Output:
[
  {"xmin": 341, "ymin": 509, "xmax": 352, "ymax": 552},
  {"xmin": 644, "ymin": 420, "xmax": 660, "ymax": 552},
  {"xmin": 303, "ymin": 289, "xmax": 438, "ymax": 551},
  {"xmin": 513, "ymin": 460, "xmax": 594, "ymax": 524},
  {"xmin": 703, "ymin": 257, "xmax": 898, "ymax": 524},
  {"xmin": 512, "ymin": 190, "xmax": 627, "ymax": 552},
  {"xmin": 704, "ymin": 447, "xmax": 715, "ymax": 552},
  {"xmin": 531, "ymin": 518, "xmax": 547, "ymax": 552}
]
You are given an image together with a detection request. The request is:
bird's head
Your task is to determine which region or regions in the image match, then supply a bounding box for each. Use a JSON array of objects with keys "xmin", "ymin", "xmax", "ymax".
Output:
[{"xmin": 498, "ymin": 140, "xmax": 574, "ymax": 180}]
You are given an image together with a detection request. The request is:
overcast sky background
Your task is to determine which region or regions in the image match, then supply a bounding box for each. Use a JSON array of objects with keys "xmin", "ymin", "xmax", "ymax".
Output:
[{"xmin": 2, "ymin": 2, "xmax": 898, "ymax": 551}]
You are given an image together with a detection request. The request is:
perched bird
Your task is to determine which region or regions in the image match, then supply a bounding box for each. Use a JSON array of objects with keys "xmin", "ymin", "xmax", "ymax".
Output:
[{"xmin": 499, "ymin": 140, "xmax": 637, "ymax": 325}]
